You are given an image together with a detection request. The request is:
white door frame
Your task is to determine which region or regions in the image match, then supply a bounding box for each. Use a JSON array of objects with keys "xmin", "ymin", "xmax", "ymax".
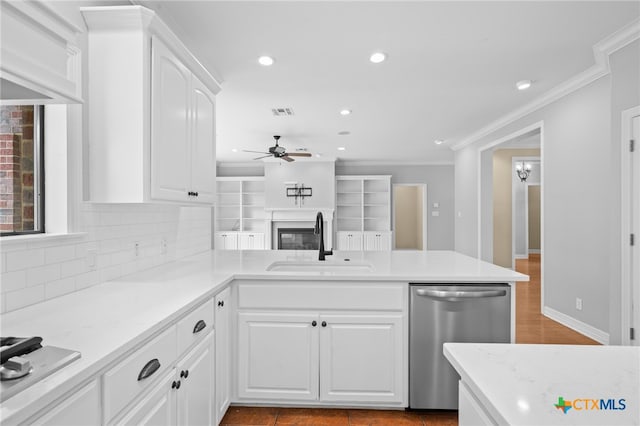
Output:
[
  {"xmin": 477, "ymin": 121, "xmax": 544, "ymax": 308},
  {"xmin": 511, "ymin": 156, "xmax": 540, "ymax": 268},
  {"xmin": 621, "ymin": 106, "xmax": 640, "ymax": 346},
  {"xmin": 392, "ymin": 183, "xmax": 428, "ymax": 250}
]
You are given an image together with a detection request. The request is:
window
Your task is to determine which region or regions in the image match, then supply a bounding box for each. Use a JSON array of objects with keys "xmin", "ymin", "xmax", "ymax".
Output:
[{"xmin": 0, "ymin": 105, "xmax": 45, "ymax": 236}]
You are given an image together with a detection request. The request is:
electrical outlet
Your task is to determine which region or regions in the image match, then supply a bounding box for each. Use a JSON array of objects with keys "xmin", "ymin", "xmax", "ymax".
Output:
[
  {"xmin": 576, "ymin": 298, "xmax": 583, "ymax": 311},
  {"xmin": 135, "ymin": 242, "xmax": 140, "ymax": 257},
  {"xmin": 87, "ymin": 249, "xmax": 97, "ymax": 270},
  {"xmin": 160, "ymin": 238, "xmax": 168, "ymax": 255}
]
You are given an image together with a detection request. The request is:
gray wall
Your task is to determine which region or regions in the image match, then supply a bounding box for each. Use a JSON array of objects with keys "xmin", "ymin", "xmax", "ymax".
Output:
[
  {"xmin": 336, "ymin": 164, "xmax": 454, "ymax": 250},
  {"xmin": 608, "ymin": 40, "xmax": 640, "ymax": 344},
  {"xmin": 455, "ymin": 40, "xmax": 640, "ymax": 343}
]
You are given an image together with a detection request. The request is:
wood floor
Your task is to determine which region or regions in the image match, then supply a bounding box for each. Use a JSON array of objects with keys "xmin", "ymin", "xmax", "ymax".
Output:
[{"xmin": 221, "ymin": 254, "xmax": 598, "ymax": 425}]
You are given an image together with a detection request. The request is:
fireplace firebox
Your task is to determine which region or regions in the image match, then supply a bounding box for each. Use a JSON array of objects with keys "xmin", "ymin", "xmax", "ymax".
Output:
[{"xmin": 278, "ymin": 228, "xmax": 319, "ymax": 250}]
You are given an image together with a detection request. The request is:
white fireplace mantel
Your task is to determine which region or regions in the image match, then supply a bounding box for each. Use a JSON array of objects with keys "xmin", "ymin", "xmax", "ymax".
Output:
[{"xmin": 265, "ymin": 208, "xmax": 334, "ymax": 249}]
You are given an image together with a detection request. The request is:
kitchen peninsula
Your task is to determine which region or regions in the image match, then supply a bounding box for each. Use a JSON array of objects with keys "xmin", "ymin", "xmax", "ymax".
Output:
[{"xmin": 0, "ymin": 249, "xmax": 526, "ymax": 425}]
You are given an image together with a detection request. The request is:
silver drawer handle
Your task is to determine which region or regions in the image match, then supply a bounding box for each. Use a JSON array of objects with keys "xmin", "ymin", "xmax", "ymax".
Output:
[{"xmin": 416, "ymin": 288, "xmax": 506, "ymax": 300}]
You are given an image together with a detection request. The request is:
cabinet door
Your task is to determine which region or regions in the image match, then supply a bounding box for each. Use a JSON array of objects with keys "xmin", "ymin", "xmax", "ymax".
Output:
[
  {"xmin": 177, "ymin": 333, "xmax": 214, "ymax": 426},
  {"xmin": 30, "ymin": 380, "xmax": 100, "ymax": 426},
  {"xmin": 237, "ymin": 312, "xmax": 319, "ymax": 401},
  {"xmin": 151, "ymin": 37, "xmax": 191, "ymax": 202},
  {"xmin": 215, "ymin": 233, "xmax": 237, "ymax": 250},
  {"xmin": 458, "ymin": 381, "xmax": 494, "ymax": 426},
  {"xmin": 190, "ymin": 76, "xmax": 216, "ymax": 204},
  {"xmin": 364, "ymin": 232, "xmax": 391, "ymax": 251},
  {"xmin": 336, "ymin": 232, "xmax": 362, "ymax": 251},
  {"xmin": 319, "ymin": 314, "xmax": 404, "ymax": 404},
  {"xmin": 239, "ymin": 233, "xmax": 265, "ymax": 250},
  {"xmin": 215, "ymin": 287, "xmax": 231, "ymax": 424},
  {"xmin": 114, "ymin": 369, "xmax": 176, "ymax": 426}
]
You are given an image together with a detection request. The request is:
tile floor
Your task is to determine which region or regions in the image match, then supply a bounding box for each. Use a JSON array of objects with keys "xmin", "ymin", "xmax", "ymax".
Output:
[{"xmin": 221, "ymin": 254, "xmax": 598, "ymax": 425}]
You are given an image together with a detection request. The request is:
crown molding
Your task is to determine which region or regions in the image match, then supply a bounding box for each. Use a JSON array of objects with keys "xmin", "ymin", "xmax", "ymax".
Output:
[
  {"xmin": 336, "ymin": 160, "xmax": 454, "ymax": 167},
  {"xmin": 452, "ymin": 18, "xmax": 640, "ymax": 152}
]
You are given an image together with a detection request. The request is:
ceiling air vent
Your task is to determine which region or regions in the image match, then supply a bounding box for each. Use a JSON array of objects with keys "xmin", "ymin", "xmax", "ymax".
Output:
[{"xmin": 272, "ymin": 107, "xmax": 295, "ymax": 116}]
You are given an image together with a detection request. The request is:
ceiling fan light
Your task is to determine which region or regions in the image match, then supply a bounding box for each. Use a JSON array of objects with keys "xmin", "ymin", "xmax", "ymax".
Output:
[
  {"xmin": 337, "ymin": 147, "xmax": 346, "ymax": 151},
  {"xmin": 516, "ymin": 80, "xmax": 532, "ymax": 90},
  {"xmin": 369, "ymin": 52, "xmax": 386, "ymax": 64},
  {"xmin": 434, "ymin": 139, "xmax": 444, "ymax": 145},
  {"xmin": 258, "ymin": 56, "xmax": 274, "ymax": 66},
  {"xmin": 340, "ymin": 109, "xmax": 352, "ymax": 116}
]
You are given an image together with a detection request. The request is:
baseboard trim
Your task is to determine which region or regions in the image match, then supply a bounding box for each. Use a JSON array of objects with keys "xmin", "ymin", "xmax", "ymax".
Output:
[
  {"xmin": 514, "ymin": 254, "xmax": 528, "ymax": 260},
  {"xmin": 528, "ymin": 249, "xmax": 541, "ymax": 254},
  {"xmin": 543, "ymin": 306, "xmax": 609, "ymax": 345}
]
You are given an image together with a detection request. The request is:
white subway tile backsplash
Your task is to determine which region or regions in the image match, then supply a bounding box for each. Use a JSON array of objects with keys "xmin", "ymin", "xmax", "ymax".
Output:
[
  {"xmin": 45, "ymin": 277, "xmax": 77, "ymax": 299},
  {"xmin": 26, "ymin": 264, "xmax": 61, "ymax": 287},
  {"xmin": 6, "ymin": 249, "xmax": 45, "ymax": 272},
  {"xmin": 1, "ymin": 270, "xmax": 27, "ymax": 293},
  {"xmin": 5, "ymin": 285, "xmax": 45, "ymax": 311},
  {"xmin": 1, "ymin": 204, "xmax": 211, "ymax": 313},
  {"xmin": 60, "ymin": 258, "xmax": 87, "ymax": 278}
]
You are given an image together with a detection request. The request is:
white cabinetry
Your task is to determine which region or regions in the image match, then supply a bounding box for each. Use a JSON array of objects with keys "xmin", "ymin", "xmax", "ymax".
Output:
[
  {"xmin": 336, "ymin": 231, "xmax": 363, "ymax": 251},
  {"xmin": 214, "ymin": 287, "xmax": 231, "ymax": 424},
  {"xmin": 335, "ymin": 176, "xmax": 392, "ymax": 251},
  {"xmin": 214, "ymin": 232, "xmax": 238, "ymax": 250},
  {"xmin": 238, "ymin": 312, "xmax": 320, "ymax": 401},
  {"xmin": 458, "ymin": 381, "xmax": 495, "ymax": 426},
  {"xmin": 215, "ymin": 178, "xmax": 266, "ymax": 250},
  {"xmin": 29, "ymin": 380, "xmax": 100, "ymax": 426},
  {"xmin": 363, "ymin": 232, "xmax": 392, "ymax": 251},
  {"xmin": 82, "ymin": 6, "xmax": 220, "ymax": 204},
  {"xmin": 176, "ymin": 334, "xmax": 214, "ymax": 426},
  {"xmin": 236, "ymin": 281, "xmax": 407, "ymax": 407},
  {"xmin": 114, "ymin": 370, "xmax": 176, "ymax": 426}
]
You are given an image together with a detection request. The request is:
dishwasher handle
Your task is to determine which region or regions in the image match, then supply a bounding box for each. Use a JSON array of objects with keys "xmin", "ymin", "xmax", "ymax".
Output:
[{"xmin": 415, "ymin": 288, "xmax": 507, "ymax": 301}]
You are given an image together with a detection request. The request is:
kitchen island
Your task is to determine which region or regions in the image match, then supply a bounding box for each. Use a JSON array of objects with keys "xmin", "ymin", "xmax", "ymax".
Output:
[
  {"xmin": 444, "ymin": 342, "xmax": 640, "ymax": 425},
  {"xmin": 0, "ymin": 250, "xmax": 527, "ymax": 424}
]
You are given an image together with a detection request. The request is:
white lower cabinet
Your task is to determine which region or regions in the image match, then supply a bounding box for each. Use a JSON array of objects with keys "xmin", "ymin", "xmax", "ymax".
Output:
[
  {"xmin": 458, "ymin": 380, "xmax": 496, "ymax": 425},
  {"xmin": 177, "ymin": 333, "xmax": 214, "ymax": 426},
  {"xmin": 29, "ymin": 380, "xmax": 100, "ymax": 425},
  {"xmin": 215, "ymin": 287, "xmax": 232, "ymax": 424},
  {"xmin": 237, "ymin": 311, "xmax": 404, "ymax": 405},
  {"xmin": 238, "ymin": 232, "xmax": 265, "ymax": 250},
  {"xmin": 238, "ymin": 312, "xmax": 319, "ymax": 401},
  {"xmin": 115, "ymin": 333, "xmax": 214, "ymax": 426},
  {"xmin": 363, "ymin": 232, "xmax": 392, "ymax": 251},
  {"xmin": 215, "ymin": 232, "xmax": 238, "ymax": 250},
  {"xmin": 336, "ymin": 231, "xmax": 363, "ymax": 250},
  {"xmin": 320, "ymin": 314, "xmax": 403, "ymax": 403}
]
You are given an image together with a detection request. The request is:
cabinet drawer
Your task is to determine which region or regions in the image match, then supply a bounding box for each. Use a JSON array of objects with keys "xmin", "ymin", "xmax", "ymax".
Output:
[
  {"xmin": 237, "ymin": 281, "xmax": 405, "ymax": 311},
  {"xmin": 103, "ymin": 325, "xmax": 177, "ymax": 422},
  {"xmin": 177, "ymin": 298, "xmax": 214, "ymax": 356}
]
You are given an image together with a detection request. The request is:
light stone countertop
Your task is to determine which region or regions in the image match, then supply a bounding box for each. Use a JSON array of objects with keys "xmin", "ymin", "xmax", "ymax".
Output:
[
  {"xmin": 0, "ymin": 249, "xmax": 527, "ymax": 423},
  {"xmin": 444, "ymin": 342, "xmax": 640, "ymax": 425}
]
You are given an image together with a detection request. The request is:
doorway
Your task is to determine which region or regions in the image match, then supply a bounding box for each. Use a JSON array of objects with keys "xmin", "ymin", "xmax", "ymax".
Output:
[{"xmin": 393, "ymin": 184, "xmax": 427, "ymax": 250}]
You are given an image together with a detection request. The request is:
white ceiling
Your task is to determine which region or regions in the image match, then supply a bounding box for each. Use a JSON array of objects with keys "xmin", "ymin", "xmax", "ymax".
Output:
[{"xmin": 140, "ymin": 1, "xmax": 638, "ymax": 164}]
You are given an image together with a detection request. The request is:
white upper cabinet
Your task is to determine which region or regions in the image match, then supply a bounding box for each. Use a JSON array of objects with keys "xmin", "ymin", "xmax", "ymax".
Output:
[{"xmin": 82, "ymin": 6, "xmax": 220, "ymax": 204}]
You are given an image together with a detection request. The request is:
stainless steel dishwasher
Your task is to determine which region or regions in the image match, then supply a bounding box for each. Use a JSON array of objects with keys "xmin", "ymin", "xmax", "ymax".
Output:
[{"xmin": 409, "ymin": 283, "xmax": 511, "ymax": 409}]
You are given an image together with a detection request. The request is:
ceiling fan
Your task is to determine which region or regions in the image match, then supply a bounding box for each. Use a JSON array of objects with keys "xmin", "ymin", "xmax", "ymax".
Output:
[{"xmin": 243, "ymin": 135, "xmax": 312, "ymax": 162}]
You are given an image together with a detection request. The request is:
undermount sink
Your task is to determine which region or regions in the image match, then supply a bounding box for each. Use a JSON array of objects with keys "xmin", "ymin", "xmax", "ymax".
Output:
[{"xmin": 266, "ymin": 260, "xmax": 374, "ymax": 273}]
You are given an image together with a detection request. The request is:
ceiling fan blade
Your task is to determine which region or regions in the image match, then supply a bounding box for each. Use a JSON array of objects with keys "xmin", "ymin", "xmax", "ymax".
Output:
[
  {"xmin": 243, "ymin": 150, "xmax": 271, "ymax": 154},
  {"xmin": 253, "ymin": 155, "xmax": 273, "ymax": 160},
  {"xmin": 281, "ymin": 155, "xmax": 295, "ymax": 162},
  {"xmin": 285, "ymin": 152, "xmax": 312, "ymax": 157}
]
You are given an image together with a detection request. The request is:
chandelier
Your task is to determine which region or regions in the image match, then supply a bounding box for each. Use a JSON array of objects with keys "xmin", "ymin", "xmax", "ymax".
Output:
[{"xmin": 515, "ymin": 162, "xmax": 532, "ymax": 182}]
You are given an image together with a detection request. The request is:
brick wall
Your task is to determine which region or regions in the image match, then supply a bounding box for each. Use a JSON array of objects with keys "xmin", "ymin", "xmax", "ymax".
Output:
[{"xmin": 0, "ymin": 106, "xmax": 35, "ymax": 233}]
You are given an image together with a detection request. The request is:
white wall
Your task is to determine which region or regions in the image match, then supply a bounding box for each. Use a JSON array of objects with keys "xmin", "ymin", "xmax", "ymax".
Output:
[
  {"xmin": 455, "ymin": 73, "xmax": 620, "ymax": 341},
  {"xmin": 336, "ymin": 164, "xmax": 454, "ymax": 250},
  {"xmin": 513, "ymin": 161, "xmax": 540, "ymax": 258},
  {"xmin": 264, "ymin": 161, "xmax": 335, "ymax": 209}
]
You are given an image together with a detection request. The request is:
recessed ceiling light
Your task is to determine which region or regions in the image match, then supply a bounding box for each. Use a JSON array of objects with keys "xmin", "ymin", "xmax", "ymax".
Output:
[
  {"xmin": 516, "ymin": 80, "xmax": 532, "ymax": 91},
  {"xmin": 337, "ymin": 131, "xmax": 351, "ymax": 136},
  {"xmin": 369, "ymin": 52, "xmax": 386, "ymax": 64},
  {"xmin": 337, "ymin": 147, "xmax": 346, "ymax": 151},
  {"xmin": 258, "ymin": 56, "xmax": 274, "ymax": 66},
  {"xmin": 434, "ymin": 139, "xmax": 444, "ymax": 145},
  {"xmin": 315, "ymin": 154, "xmax": 322, "ymax": 158},
  {"xmin": 231, "ymin": 148, "xmax": 238, "ymax": 152},
  {"xmin": 340, "ymin": 109, "xmax": 352, "ymax": 116}
]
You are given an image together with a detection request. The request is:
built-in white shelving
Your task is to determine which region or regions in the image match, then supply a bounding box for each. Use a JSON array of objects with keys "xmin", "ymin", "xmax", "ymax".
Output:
[{"xmin": 215, "ymin": 177, "xmax": 266, "ymax": 249}]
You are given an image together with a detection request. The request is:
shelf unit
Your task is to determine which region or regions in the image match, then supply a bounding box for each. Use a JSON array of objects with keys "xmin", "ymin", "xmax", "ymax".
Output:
[
  {"xmin": 215, "ymin": 177, "xmax": 266, "ymax": 249},
  {"xmin": 335, "ymin": 176, "xmax": 392, "ymax": 251}
]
